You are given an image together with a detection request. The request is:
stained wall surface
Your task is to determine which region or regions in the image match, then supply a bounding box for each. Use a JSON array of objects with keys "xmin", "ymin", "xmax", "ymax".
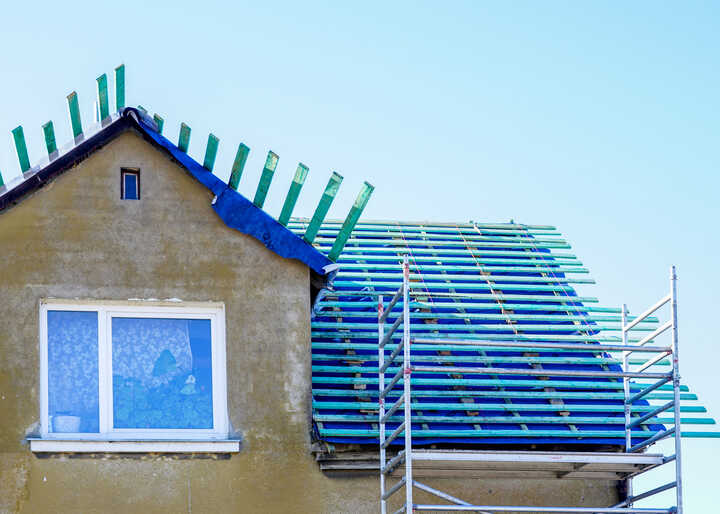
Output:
[{"xmin": 0, "ymin": 130, "xmax": 619, "ymax": 513}]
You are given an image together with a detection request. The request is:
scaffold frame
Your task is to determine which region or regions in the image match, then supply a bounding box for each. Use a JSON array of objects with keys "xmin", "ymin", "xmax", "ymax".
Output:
[{"xmin": 378, "ymin": 256, "xmax": 684, "ymax": 514}]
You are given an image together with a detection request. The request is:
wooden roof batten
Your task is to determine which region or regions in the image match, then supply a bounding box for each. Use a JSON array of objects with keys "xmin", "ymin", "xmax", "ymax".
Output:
[
  {"xmin": 296, "ymin": 220, "xmax": 718, "ymax": 449},
  {"xmin": 0, "ymin": 64, "xmax": 374, "ymax": 264}
]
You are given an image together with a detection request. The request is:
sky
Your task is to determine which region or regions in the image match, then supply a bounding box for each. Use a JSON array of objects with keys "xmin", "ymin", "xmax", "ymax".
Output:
[{"xmin": 1, "ymin": 0, "xmax": 719, "ymax": 510}]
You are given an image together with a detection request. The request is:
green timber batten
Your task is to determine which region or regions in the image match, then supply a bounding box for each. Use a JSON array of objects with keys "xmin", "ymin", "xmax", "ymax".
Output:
[{"xmin": 288, "ymin": 219, "xmax": 718, "ymax": 445}]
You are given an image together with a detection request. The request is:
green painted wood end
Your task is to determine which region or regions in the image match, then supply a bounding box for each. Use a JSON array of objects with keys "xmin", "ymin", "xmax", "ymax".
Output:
[
  {"xmin": 328, "ymin": 181, "xmax": 375, "ymax": 261},
  {"xmin": 66, "ymin": 92, "xmax": 83, "ymax": 138},
  {"xmin": 42, "ymin": 121, "xmax": 57, "ymax": 156},
  {"xmin": 178, "ymin": 123, "xmax": 191, "ymax": 153},
  {"xmin": 278, "ymin": 163, "xmax": 310, "ymax": 226},
  {"xmin": 153, "ymin": 114, "xmax": 164, "ymax": 134},
  {"xmin": 12, "ymin": 126, "xmax": 31, "ymax": 172},
  {"xmin": 96, "ymin": 73, "xmax": 110, "ymax": 121},
  {"xmin": 253, "ymin": 150, "xmax": 279, "ymax": 208},
  {"xmin": 203, "ymin": 133, "xmax": 220, "ymax": 171},
  {"xmin": 304, "ymin": 171, "xmax": 344, "ymax": 244},
  {"xmin": 115, "ymin": 64, "xmax": 126, "ymax": 111},
  {"xmin": 229, "ymin": 143, "xmax": 250, "ymax": 190}
]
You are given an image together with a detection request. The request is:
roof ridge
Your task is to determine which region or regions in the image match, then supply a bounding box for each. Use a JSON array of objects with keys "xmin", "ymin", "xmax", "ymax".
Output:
[{"xmin": 0, "ymin": 64, "xmax": 376, "ymax": 269}]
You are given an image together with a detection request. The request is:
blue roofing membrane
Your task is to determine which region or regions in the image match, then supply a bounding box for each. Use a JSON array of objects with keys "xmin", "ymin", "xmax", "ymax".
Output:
[
  {"xmin": 290, "ymin": 220, "xmax": 715, "ymax": 447},
  {"xmin": 130, "ymin": 110, "xmax": 334, "ymax": 276},
  {"xmin": 0, "ymin": 108, "xmax": 333, "ymax": 277},
  {"xmin": 1, "ymin": 99, "xmax": 714, "ymax": 447}
]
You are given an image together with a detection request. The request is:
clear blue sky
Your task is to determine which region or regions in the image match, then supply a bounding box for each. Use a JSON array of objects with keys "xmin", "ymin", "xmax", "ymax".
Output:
[{"xmin": 1, "ymin": 1, "xmax": 718, "ymax": 510}]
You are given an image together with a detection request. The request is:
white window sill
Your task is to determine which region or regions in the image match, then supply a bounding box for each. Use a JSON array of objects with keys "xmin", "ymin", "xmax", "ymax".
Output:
[{"xmin": 29, "ymin": 439, "xmax": 240, "ymax": 453}]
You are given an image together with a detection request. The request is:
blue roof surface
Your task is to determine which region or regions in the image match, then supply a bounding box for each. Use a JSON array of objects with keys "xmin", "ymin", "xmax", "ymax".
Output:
[
  {"xmin": 131, "ymin": 110, "xmax": 334, "ymax": 276},
  {"xmin": 0, "ymin": 108, "xmax": 334, "ymax": 277},
  {"xmin": 289, "ymin": 219, "xmax": 715, "ymax": 447}
]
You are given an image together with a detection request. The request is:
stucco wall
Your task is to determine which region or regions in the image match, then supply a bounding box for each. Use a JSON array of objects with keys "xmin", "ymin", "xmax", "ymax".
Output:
[{"xmin": 0, "ymin": 130, "xmax": 619, "ymax": 513}]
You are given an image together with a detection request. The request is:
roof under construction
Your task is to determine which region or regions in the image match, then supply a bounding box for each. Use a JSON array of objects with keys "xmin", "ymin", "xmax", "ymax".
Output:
[
  {"xmin": 295, "ymin": 220, "xmax": 718, "ymax": 448},
  {"xmin": 0, "ymin": 65, "xmax": 374, "ymax": 283},
  {"xmin": 0, "ymin": 65, "xmax": 716, "ymax": 452}
]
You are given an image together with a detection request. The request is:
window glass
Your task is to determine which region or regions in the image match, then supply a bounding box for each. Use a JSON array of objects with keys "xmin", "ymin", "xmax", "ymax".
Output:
[
  {"xmin": 111, "ymin": 318, "xmax": 213, "ymax": 429},
  {"xmin": 47, "ymin": 311, "xmax": 99, "ymax": 433},
  {"xmin": 122, "ymin": 171, "xmax": 138, "ymax": 200}
]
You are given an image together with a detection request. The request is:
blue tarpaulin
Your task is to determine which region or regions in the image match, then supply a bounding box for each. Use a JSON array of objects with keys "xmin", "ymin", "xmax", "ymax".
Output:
[{"xmin": 130, "ymin": 109, "xmax": 333, "ymax": 276}]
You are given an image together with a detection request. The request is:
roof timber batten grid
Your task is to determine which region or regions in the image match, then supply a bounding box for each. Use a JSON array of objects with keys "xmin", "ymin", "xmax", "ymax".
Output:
[
  {"xmin": 300, "ymin": 219, "xmax": 717, "ymax": 469},
  {"xmin": 370, "ymin": 259, "xmax": 704, "ymax": 514},
  {"xmin": 0, "ymin": 68, "xmax": 714, "ymax": 510}
]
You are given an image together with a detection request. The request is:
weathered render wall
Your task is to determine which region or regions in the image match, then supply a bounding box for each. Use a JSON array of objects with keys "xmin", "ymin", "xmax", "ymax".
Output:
[{"xmin": 0, "ymin": 130, "xmax": 619, "ymax": 513}]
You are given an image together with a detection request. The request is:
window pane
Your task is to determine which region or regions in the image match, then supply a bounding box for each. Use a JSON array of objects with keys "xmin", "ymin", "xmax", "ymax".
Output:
[
  {"xmin": 112, "ymin": 318, "xmax": 213, "ymax": 429},
  {"xmin": 47, "ymin": 311, "xmax": 99, "ymax": 433},
  {"xmin": 123, "ymin": 173, "xmax": 138, "ymax": 200}
]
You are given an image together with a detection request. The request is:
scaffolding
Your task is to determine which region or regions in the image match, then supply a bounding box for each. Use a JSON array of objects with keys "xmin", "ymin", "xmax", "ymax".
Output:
[{"xmin": 378, "ymin": 255, "xmax": 683, "ymax": 513}]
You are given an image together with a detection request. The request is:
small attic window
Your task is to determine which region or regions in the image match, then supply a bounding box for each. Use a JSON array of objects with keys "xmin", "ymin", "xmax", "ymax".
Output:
[{"xmin": 121, "ymin": 168, "xmax": 140, "ymax": 200}]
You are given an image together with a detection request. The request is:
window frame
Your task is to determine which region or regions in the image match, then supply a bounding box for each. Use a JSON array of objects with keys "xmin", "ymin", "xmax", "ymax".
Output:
[
  {"xmin": 120, "ymin": 168, "xmax": 140, "ymax": 200},
  {"xmin": 39, "ymin": 300, "xmax": 229, "ymax": 441}
]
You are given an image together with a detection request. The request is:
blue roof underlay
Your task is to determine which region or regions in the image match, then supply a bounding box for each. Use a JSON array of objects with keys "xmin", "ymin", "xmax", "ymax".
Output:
[
  {"xmin": 131, "ymin": 110, "xmax": 333, "ymax": 276},
  {"xmin": 0, "ymin": 108, "xmax": 333, "ymax": 276},
  {"xmin": 289, "ymin": 220, "xmax": 670, "ymax": 448}
]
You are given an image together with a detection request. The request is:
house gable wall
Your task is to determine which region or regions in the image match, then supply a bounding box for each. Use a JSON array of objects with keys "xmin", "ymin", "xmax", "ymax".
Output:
[{"xmin": 0, "ymin": 130, "xmax": 618, "ymax": 512}]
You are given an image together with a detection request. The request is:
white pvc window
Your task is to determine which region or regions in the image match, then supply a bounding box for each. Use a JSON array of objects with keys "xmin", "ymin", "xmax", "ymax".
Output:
[{"xmin": 39, "ymin": 302, "xmax": 228, "ymax": 440}]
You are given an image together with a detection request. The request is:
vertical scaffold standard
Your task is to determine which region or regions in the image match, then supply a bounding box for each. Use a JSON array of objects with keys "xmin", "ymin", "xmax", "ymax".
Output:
[{"xmin": 378, "ymin": 257, "xmax": 684, "ymax": 514}]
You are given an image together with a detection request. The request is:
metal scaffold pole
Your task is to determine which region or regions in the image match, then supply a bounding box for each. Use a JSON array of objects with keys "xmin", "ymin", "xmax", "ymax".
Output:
[
  {"xmin": 403, "ymin": 254, "xmax": 413, "ymax": 512},
  {"xmin": 621, "ymin": 303, "xmax": 633, "ymax": 504},
  {"xmin": 378, "ymin": 294, "xmax": 386, "ymax": 514},
  {"xmin": 375, "ymin": 257, "xmax": 686, "ymax": 513},
  {"xmin": 670, "ymin": 266, "xmax": 683, "ymax": 514}
]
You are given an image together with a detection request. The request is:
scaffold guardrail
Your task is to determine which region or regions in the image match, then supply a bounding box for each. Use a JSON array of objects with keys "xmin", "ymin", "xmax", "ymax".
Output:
[{"xmin": 378, "ymin": 256, "xmax": 684, "ymax": 514}]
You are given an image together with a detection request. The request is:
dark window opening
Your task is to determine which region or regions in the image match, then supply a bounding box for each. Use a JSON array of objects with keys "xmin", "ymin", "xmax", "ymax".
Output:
[{"xmin": 121, "ymin": 169, "xmax": 140, "ymax": 200}]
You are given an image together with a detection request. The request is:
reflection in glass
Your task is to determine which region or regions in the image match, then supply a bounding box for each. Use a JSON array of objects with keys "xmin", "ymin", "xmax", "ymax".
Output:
[
  {"xmin": 112, "ymin": 318, "xmax": 213, "ymax": 429},
  {"xmin": 48, "ymin": 311, "xmax": 99, "ymax": 433}
]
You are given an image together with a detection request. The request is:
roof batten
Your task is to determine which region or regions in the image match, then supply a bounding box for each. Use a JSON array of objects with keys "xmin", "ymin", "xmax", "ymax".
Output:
[
  {"xmin": 278, "ymin": 163, "xmax": 309, "ymax": 226},
  {"xmin": 12, "ymin": 126, "xmax": 30, "ymax": 173},
  {"xmin": 304, "ymin": 172, "xmax": 343, "ymax": 244},
  {"xmin": 328, "ymin": 181, "xmax": 375, "ymax": 261},
  {"xmin": 253, "ymin": 150, "xmax": 278, "ymax": 208},
  {"xmin": 203, "ymin": 133, "xmax": 220, "ymax": 171},
  {"xmin": 229, "ymin": 143, "xmax": 249, "ymax": 190},
  {"xmin": 115, "ymin": 64, "xmax": 125, "ymax": 111},
  {"xmin": 153, "ymin": 114, "xmax": 164, "ymax": 134},
  {"xmin": 96, "ymin": 74, "xmax": 110, "ymax": 122},
  {"xmin": 66, "ymin": 92, "xmax": 83, "ymax": 140},
  {"xmin": 42, "ymin": 121, "xmax": 57, "ymax": 157},
  {"xmin": 178, "ymin": 123, "xmax": 191, "ymax": 153}
]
